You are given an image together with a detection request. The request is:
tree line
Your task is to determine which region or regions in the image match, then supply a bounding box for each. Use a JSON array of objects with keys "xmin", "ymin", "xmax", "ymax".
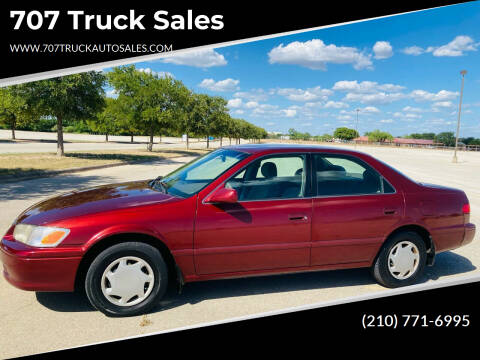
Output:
[
  {"xmin": 404, "ymin": 132, "xmax": 480, "ymax": 146},
  {"xmin": 271, "ymin": 129, "xmax": 480, "ymax": 146},
  {"xmin": 270, "ymin": 127, "xmax": 480, "ymax": 146},
  {"xmin": 0, "ymin": 66, "xmax": 267, "ymax": 156}
]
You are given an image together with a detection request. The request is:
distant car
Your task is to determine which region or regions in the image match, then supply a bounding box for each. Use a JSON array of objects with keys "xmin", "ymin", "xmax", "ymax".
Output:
[{"xmin": 1, "ymin": 144, "xmax": 475, "ymax": 316}]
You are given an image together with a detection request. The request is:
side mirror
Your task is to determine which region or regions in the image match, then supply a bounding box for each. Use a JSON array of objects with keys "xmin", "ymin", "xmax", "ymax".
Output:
[{"xmin": 205, "ymin": 187, "xmax": 238, "ymax": 204}]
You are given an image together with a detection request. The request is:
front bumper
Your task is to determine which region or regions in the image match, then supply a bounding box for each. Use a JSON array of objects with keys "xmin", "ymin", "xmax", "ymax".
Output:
[{"xmin": 1, "ymin": 238, "xmax": 82, "ymax": 292}]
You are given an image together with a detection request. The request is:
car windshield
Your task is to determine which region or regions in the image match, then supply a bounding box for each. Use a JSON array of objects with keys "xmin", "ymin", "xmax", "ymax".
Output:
[{"xmin": 151, "ymin": 149, "xmax": 250, "ymax": 198}]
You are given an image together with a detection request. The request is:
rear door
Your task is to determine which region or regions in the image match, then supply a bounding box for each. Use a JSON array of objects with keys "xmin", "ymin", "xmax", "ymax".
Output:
[
  {"xmin": 311, "ymin": 153, "xmax": 404, "ymax": 267},
  {"xmin": 194, "ymin": 153, "xmax": 313, "ymax": 275}
]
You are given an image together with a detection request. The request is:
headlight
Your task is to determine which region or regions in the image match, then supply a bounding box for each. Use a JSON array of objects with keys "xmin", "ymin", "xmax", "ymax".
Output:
[{"xmin": 13, "ymin": 224, "xmax": 70, "ymax": 248}]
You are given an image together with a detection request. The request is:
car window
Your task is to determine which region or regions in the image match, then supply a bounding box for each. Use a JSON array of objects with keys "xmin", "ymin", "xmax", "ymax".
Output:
[
  {"xmin": 314, "ymin": 154, "xmax": 393, "ymax": 196},
  {"xmin": 255, "ymin": 157, "xmax": 304, "ymax": 178},
  {"xmin": 225, "ymin": 154, "xmax": 307, "ymax": 201}
]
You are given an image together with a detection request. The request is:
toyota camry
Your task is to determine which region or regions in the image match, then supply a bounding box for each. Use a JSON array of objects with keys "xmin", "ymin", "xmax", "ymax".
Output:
[{"xmin": 1, "ymin": 144, "xmax": 475, "ymax": 316}]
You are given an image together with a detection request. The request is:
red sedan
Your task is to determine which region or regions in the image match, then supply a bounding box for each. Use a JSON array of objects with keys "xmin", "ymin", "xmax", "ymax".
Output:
[{"xmin": 1, "ymin": 144, "xmax": 475, "ymax": 316}]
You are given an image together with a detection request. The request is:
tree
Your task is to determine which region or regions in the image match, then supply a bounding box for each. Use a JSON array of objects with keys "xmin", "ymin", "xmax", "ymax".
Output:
[
  {"xmin": 313, "ymin": 134, "xmax": 333, "ymax": 142},
  {"xmin": 87, "ymin": 97, "xmax": 120, "ymax": 141},
  {"xmin": 367, "ymin": 129, "xmax": 394, "ymax": 142},
  {"xmin": 226, "ymin": 117, "xmax": 240, "ymax": 145},
  {"xmin": 334, "ymin": 127, "xmax": 359, "ymax": 140},
  {"xmin": 211, "ymin": 112, "xmax": 231, "ymax": 147},
  {"xmin": 461, "ymin": 137, "xmax": 480, "ymax": 146},
  {"xmin": 288, "ymin": 128, "xmax": 301, "ymax": 140},
  {"xmin": 287, "ymin": 128, "xmax": 311, "ymax": 141},
  {"xmin": 112, "ymin": 93, "xmax": 141, "ymax": 143},
  {"xmin": 108, "ymin": 66, "xmax": 185, "ymax": 151},
  {"xmin": 189, "ymin": 94, "xmax": 228, "ymax": 149},
  {"xmin": 435, "ymin": 132, "xmax": 455, "ymax": 147},
  {"xmin": 0, "ymin": 86, "xmax": 35, "ymax": 139},
  {"xmin": 407, "ymin": 132, "xmax": 435, "ymax": 140},
  {"xmin": 15, "ymin": 72, "xmax": 106, "ymax": 156},
  {"xmin": 174, "ymin": 87, "xmax": 196, "ymax": 149},
  {"xmin": 252, "ymin": 125, "xmax": 267, "ymax": 143}
]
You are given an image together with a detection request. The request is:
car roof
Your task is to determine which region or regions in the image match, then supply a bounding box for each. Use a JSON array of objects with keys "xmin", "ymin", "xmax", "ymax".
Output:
[{"xmin": 224, "ymin": 143, "xmax": 369, "ymax": 156}]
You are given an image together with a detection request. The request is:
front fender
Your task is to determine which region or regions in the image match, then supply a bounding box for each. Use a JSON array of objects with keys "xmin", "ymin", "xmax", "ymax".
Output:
[{"xmin": 83, "ymin": 224, "xmax": 168, "ymax": 252}]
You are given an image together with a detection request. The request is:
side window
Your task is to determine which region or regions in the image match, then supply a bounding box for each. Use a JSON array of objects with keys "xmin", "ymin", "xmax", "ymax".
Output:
[
  {"xmin": 314, "ymin": 154, "xmax": 392, "ymax": 196},
  {"xmin": 383, "ymin": 178, "xmax": 395, "ymax": 194},
  {"xmin": 225, "ymin": 154, "xmax": 307, "ymax": 201}
]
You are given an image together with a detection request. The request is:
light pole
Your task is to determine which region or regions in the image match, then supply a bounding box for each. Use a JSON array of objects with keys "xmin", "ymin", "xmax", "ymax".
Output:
[
  {"xmin": 354, "ymin": 108, "xmax": 360, "ymax": 149},
  {"xmin": 453, "ymin": 70, "xmax": 467, "ymax": 163}
]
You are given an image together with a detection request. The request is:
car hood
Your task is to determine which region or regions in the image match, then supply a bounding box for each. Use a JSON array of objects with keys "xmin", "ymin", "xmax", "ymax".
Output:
[{"xmin": 15, "ymin": 180, "xmax": 181, "ymax": 226}]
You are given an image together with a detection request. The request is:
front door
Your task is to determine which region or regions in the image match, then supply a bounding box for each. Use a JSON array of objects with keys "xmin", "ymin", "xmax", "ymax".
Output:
[{"xmin": 194, "ymin": 153, "xmax": 313, "ymax": 275}]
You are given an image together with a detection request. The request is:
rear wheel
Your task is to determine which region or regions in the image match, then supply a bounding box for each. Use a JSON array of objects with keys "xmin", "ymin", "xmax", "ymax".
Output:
[
  {"xmin": 85, "ymin": 242, "xmax": 168, "ymax": 316},
  {"xmin": 372, "ymin": 231, "xmax": 427, "ymax": 288}
]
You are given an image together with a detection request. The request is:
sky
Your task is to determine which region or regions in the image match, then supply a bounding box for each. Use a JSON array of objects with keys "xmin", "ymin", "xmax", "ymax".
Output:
[{"xmin": 106, "ymin": 1, "xmax": 480, "ymax": 138}]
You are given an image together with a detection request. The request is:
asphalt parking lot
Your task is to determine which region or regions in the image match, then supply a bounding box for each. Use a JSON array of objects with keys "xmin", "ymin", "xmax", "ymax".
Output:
[{"xmin": 0, "ymin": 142, "xmax": 479, "ymax": 358}]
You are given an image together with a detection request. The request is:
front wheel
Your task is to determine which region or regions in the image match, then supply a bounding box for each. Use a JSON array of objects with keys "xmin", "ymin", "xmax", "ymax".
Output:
[
  {"xmin": 85, "ymin": 242, "xmax": 168, "ymax": 316},
  {"xmin": 372, "ymin": 231, "xmax": 427, "ymax": 288}
]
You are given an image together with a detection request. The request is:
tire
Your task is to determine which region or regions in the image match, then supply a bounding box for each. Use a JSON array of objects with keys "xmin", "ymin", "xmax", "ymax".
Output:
[
  {"xmin": 85, "ymin": 242, "xmax": 168, "ymax": 317},
  {"xmin": 372, "ymin": 231, "xmax": 427, "ymax": 288}
]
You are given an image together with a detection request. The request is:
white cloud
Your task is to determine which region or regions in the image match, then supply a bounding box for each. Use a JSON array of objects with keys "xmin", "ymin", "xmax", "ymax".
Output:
[
  {"xmin": 402, "ymin": 106, "xmax": 424, "ymax": 112},
  {"xmin": 362, "ymin": 106, "xmax": 381, "ymax": 113},
  {"xmin": 162, "ymin": 49, "xmax": 227, "ymax": 68},
  {"xmin": 305, "ymin": 102, "xmax": 324, "ymax": 108},
  {"xmin": 393, "ymin": 112, "xmax": 422, "ymax": 120},
  {"xmin": 433, "ymin": 101, "xmax": 454, "ymax": 108},
  {"xmin": 282, "ymin": 109, "xmax": 297, "ymax": 117},
  {"xmin": 373, "ymin": 41, "xmax": 393, "ymax": 59},
  {"xmin": 198, "ymin": 78, "xmax": 239, "ymax": 92},
  {"xmin": 340, "ymin": 107, "xmax": 380, "ymax": 115},
  {"xmin": 227, "ymin": 98, "xmax": 243, "ymax": 108},
  {"xmin": 138, "ymin": 67, "xmax": 153, "ymax": 74},
  {"xmin": 410, "ymin": 89, "xmax": 458, "ymax": 102},
  {"xmin": 268, "ymin": 39, "xmax": 373, "ymax": 70},
  {"xmin": 344, "ymin": 92, "xmax": 406, "ymax": 104},
  {"xmin": 276, "ymin": 86, "xmax": 333, "ymax": 102},
  {"xmin": 334, "ymin": 81, "xmax": 406, "ymax": 104},
  {"xmin": 233, "ymin": 109, "xmax": 244, "ymax": 115},
  {"xmin": 402, "ymin": 46, "xmax": 425, "ymax": 56},
  {"xmin": 405, "ymin": 113, "xmax": 422, "ymax": 118},
  {"xmin": 380, "ymin": 119, "xmax": 394, "ymax": 123},
  {"xmin": 252, "ymin": 104, "xmax": 280, "ymax": 116},
  {"xmin": 333, "ymin": 80, "xmax": 405, "ymax": 93},
  {"xmin": 245, "ymin": 101, "xmax": 259, "ymax": 108},
  {"xmin": 233, "ymin": 89, "xmax": 271, "ymax": 102},
  {"xmin": 324, "ymin": 101, "xmax": 349, "ymax": 109},
  {"xmin": 403, "ymin": 36, "xmax": 478, "ymax": 57},
  {"xmin": 138, "ymin": 68, "xmax": 174, "ymax": 78},
  {"xmin": 430, "ymin": 35, "xmax": 478, "ymax": 57}
]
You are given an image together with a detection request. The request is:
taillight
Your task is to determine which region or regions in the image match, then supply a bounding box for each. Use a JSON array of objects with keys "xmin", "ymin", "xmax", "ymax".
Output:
[{"xmin": 462, "ymin": 203, "xmax": 471, "ymax": 214}]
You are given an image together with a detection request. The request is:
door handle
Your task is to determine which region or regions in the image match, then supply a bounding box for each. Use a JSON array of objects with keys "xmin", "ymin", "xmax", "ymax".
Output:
[
  {"xmin": 289, "ymin": 215, "xmax": 308, "ymax": 221},
  {"xmin": 384, "ymin": 208, "xmax": 397, "ymax": 215}
]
